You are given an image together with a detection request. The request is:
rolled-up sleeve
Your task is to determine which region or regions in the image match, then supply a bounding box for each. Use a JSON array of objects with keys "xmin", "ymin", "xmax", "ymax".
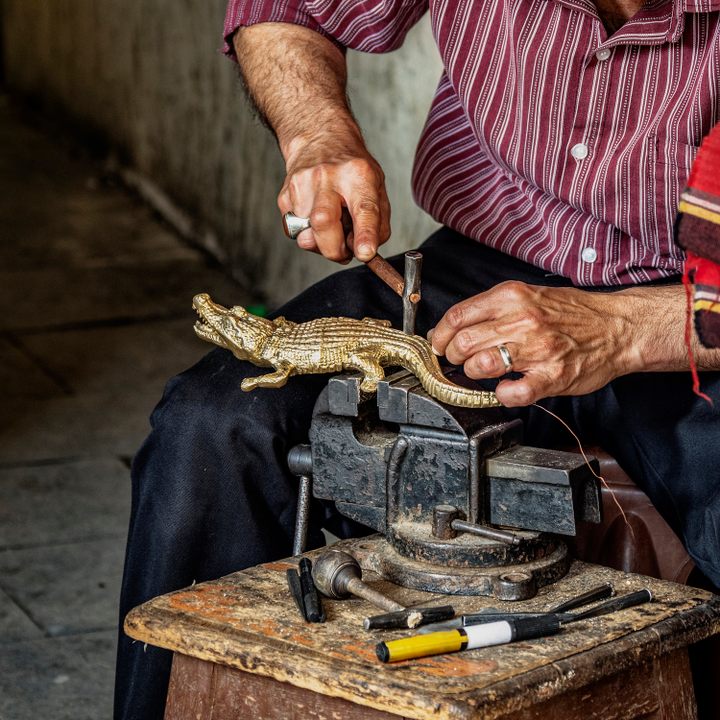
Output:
[{"xmin": 223, "ymin": 0, "xmax": 428, "ymax": 58}]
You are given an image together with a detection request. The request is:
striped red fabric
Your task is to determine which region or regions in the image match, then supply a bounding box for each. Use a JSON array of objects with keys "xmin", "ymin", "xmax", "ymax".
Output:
[
  {"xmin": 678, "ymin": 122, "xmax": 720, "ymax": 352},
  {"xmin": 686, "ymin": 123, "xmax": 720, "ymax": 197},
  {"xmin": 224, "ymin": 0, "xmax": 720, "ymax": 287}
]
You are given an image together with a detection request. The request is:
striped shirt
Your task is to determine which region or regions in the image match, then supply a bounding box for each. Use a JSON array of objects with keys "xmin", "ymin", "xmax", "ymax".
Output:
[{"xmin": 224, "ymin": 0, "xmax": 720, "ymax": 286}]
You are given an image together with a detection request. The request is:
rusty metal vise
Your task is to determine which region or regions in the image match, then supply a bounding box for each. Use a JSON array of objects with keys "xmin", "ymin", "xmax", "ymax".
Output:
[{"xmin": 288, "ymin": 252, "xmax": 602, "ymax": 601}]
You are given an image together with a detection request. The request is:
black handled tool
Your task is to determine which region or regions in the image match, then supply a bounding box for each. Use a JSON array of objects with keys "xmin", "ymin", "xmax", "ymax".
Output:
[
  {"xmin": 299, "ymin": 557, "xmax": 325, "ymax": 622},
  {"xmin": 460, "ymin": 588, "xmax": 652, "ymax": 627},
  {"xmin": 459, "ymin": 583, "xmax": 616, "ymax": 626},
  {"xmin": 563, "ymin": 588, "xmax": 652, "ymax": 623},
  {"xmin": 286, "ymin": 558, "xmax": 325, "ymax": 623},
  {"xmin": 419, "ymin": 585, "xmax": 652, "ymax": 634},
  {"xmin": 364, "ymin": 605, "xmax": 455, "ymax": 631}
]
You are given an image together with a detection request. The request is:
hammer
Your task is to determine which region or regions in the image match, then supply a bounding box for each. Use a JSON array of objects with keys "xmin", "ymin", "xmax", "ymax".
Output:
[
  {"xmin": 311, "ymin": 549, "xmax": 454, "ymax": 630},
  {"xmin": 283, "ymin": 209, "xmax": 422, "ymax": 335}
]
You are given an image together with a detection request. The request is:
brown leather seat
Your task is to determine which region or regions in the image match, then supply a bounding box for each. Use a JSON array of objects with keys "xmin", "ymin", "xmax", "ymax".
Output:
[
  {"xmin": 571, "ymin": 447, "xmax": 695, "ymax": 585},
  {"xmin": 571, "ymin": 450, "xmax": 720, "ymax": 718}
]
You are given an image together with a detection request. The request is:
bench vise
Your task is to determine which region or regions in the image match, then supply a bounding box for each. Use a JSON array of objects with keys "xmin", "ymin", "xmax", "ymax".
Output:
[{"xmin": 289, "ymin": 368, "xmax": 602, "ymax": 601}]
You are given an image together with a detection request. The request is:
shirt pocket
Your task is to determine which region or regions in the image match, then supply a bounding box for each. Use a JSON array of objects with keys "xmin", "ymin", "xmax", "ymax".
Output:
[
  {"xmin": 654, "ymin": 137, "xmax": 698, "ymax": 171},
  {"xmin": 649, "ymin": 134, "xmax": 699, "ymax": 252}
]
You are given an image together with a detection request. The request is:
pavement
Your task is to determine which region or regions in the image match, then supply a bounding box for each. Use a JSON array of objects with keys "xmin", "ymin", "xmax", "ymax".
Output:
[{"xmin": 0, "ymin": 95, "xmax": 250, "ymax": 719}]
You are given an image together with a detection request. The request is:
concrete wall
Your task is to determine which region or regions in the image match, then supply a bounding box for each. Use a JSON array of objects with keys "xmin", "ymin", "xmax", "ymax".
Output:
[{"xmin": 1, "ymin": 1, "xmax": 441, "ymax": 306}]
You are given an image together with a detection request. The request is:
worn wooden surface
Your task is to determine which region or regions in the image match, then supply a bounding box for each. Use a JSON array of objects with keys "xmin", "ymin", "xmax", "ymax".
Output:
[
  {"xmin": 126, "ymin": 536, "xmax": 720, "ymax": 720},
  {"xmin": 165, "ymin": 654, "xmax": 410, "ymax": 720},
  {"xmin": 500, "ymin": 647, "xmax": 695, "ymax": 720},
  {"xmin": 164, "ymin": 647, "xmax": 695, "ymax": 720}
]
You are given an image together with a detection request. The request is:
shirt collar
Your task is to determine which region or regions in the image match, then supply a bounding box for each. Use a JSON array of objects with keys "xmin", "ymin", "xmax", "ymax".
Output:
[
  {"xmin": 666, "ymin": 0, "xmax": 720, "ymax": 43},
  {"xmin": 683, "ymin": 0, "xmax": 720, "ymax": 12},
  {"xmin": 542, "ymin": 0, "xmax": 718, "ymax": 44}
]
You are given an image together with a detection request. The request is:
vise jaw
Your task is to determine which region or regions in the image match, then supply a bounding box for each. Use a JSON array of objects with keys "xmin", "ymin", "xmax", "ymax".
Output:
[{"xmin": 292, "ymin": 370, "xmax": 602, "ymax": 600}]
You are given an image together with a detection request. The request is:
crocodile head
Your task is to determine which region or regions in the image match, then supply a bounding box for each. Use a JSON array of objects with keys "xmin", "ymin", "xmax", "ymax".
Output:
[{"xmin": 192, "ymin": 293, "xmax": 274, "ymax": 362}]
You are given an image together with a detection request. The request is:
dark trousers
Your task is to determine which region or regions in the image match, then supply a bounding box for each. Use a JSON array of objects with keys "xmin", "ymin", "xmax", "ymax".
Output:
[{"xmin": 115, "ymin": 228, "xmax": 720, "ymax": 720}]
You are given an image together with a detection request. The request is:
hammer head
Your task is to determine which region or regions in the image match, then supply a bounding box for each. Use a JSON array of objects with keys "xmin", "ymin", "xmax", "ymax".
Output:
[{"xmin": 311, "ymin": 549, "xmax": 362, "ymax": 599}]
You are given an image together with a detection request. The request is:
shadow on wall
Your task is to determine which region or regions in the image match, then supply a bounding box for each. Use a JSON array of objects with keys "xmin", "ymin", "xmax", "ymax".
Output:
[{"xmin": 0, "ymin": 1, "xmax": 441, "ymax": 307}]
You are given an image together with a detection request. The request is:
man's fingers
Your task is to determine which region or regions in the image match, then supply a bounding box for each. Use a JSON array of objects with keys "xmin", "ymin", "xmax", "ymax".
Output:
[
  {"xmin": 494, "ymin": 373, "xmax": 547, "ymax": 407},
  {"xmin": 432, "ymin": 302, "xmax": 494, "ymax": 356},
  {"xmin": 310, "ymin": 190, "xmax": 352, "ymax": 263},
  {"xmin": 444, "ymin": 322, "xmax": 505, "ymax": 365},
  {"xmin": 278, "ymin": 154, "xmax": 391, "ymax": 263},
  {"xmin": 431, "ymin": 282, "xmax": 535, "ymax": 355},
  {"xmin": 348, "ymin": 196, "xmax": 383, "ymax": 261},
  {"xmin": 337, "ymin": 157, "xmax": 390, "ymax": 260},
  {"xmin": 278, "ymin": 187, "xmax": 319, "ymax": 252},
  {"xmin": 463, "ymin": 342, "xmax": 520, "ymax": 379},
  {"xmin": 279, "ymin": 180, "xmax": 352, "ymax": 262}
]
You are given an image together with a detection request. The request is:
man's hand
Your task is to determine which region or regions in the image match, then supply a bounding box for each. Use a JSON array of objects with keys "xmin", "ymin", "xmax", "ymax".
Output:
[
  {"xmin": 278, "ymin": 131, "xmax": 390, "ymax": 264},
  {"xmin": 235, "ymin": 23, "xmax": 390, "ymax": 264},
  {"xmin": 430, "ymin": 282, "xmax": 647, "ymax": 407}
]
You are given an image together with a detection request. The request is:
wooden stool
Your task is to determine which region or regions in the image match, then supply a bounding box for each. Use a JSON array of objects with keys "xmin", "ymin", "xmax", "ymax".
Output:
[{"xmin": 125, "ymin": 536, "xmax": 720, "ymax": 720}]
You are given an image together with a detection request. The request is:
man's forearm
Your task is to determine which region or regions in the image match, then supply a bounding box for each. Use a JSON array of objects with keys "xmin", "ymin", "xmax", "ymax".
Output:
[
  {"xmin": 234, "ymin": 23, "xmax": 360, "ymax": 164},
  {"xmin": 616, "ymin": 284, "xmax": 720, "ymax": 372},
  {"xmin": 233, "ymin": 23, "xmax": 391, "ymax": 262}
]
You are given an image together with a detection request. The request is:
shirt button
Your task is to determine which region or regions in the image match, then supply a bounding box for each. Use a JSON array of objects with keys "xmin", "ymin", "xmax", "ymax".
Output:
[
  {"xmin": 595, "ymin": 48, "xmax": 611, "ymax": 61},
  {"xmin": 581, "ymin": 247, "xmax": 598, "ymax": 263},
  {"xmin": 571, "ymin": 143, "xmax": 589, "ymax": 160}
]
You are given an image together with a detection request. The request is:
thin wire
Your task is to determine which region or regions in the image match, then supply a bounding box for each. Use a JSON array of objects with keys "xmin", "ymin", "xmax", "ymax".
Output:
[{"xmin": 531, "ymin": 402, "xmax": 633, "ymax": 536}]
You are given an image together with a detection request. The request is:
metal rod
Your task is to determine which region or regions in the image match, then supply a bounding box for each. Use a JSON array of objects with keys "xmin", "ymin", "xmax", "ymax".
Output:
[
  {"xmin": 385, "ymin": 437, "xmax": 409, "ymax": 533},
  {"xmin": 402, "ymin": 251, "xmax": 422, "ymax": 335},
  {"xmin": 282, "ymin": 211, "xmax": 420, "ymax": 303},
  {"xmin": 548, "ymin": 583, "xmax": 614, "ymax": 614},
  {"xmin": 451, "ymin": 519, "xmax": 523, "ymax": 546},
  {"xmin": 367, "ymin": 255, "xmax": 407, "ymax": 298},
  {"xmin": 469, "ymin": 436, "xmax": 481, "ymax": 525},
  {"xmin": 293, "ymin": 474, "xmax": 312, "ymax": 556},
  {"xmin": 346, "ymin": 577, "xmax": 405, "ymax": 613},
  {"xmin": 565, "ymin": 589, "xmax": 653, "ymax": 623}
]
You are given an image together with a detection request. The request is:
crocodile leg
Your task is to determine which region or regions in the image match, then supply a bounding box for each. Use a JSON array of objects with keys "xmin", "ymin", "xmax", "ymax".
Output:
[
  {"xmin": 241, "ymin": 363, "xmax": 293, "ymax": 391},
  {"xmin": 345, "ymin": 353, "xmax": 385, "ymax": 393}
]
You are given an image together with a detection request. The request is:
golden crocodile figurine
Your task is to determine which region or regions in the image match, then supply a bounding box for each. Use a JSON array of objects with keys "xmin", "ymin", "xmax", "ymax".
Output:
[{"xmin": 192, "ymin": 293, "xmax": 501, "ymax": 408}]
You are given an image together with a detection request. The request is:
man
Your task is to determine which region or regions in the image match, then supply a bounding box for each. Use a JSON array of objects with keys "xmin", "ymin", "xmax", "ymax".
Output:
[{"xmin": 115, "ymin": 1, "xmax": 720, "ymax": 718}]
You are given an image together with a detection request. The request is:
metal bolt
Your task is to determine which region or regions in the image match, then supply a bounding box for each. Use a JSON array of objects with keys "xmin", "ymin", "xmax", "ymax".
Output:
[
  {"xmin": 432, "ymin": 504, "xmax": 522, "ymax": 545},
  {"xmin": 432, "ymin": 504, "xmax": 464, "ymax": 539}
]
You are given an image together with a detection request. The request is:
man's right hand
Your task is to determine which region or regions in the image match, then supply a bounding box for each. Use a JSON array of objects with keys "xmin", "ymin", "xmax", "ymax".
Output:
[
  {"xmin": 277, "ymin": 132, "xmax": 391, "ymax": 264},
  {"xmin": 234, "ymin": 23, "xmax": 391, "ymax": 264}
]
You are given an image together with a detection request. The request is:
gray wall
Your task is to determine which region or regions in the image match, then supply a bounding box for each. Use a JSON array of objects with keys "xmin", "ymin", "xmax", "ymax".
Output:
[{"xmin": 2, "ymin": 1, "xmax": 441, "ymax": 306}]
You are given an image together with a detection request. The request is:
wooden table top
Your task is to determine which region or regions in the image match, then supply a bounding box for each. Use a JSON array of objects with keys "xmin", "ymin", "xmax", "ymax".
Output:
[{"xmin": 125, "ymin": 536, "xmax": 720, "ymax": 720}]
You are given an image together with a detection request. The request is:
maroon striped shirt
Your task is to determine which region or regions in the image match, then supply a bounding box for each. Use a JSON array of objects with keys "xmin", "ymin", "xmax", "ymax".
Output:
[{"xmin": 224, "ymin": 0, "xmax": 720, "ymax": 286}]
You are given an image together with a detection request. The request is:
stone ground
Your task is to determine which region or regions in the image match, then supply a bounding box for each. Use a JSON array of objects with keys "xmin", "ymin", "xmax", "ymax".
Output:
[{"xmin": 0, "ymin": 94, "xmax": 251, "ymax": 719}]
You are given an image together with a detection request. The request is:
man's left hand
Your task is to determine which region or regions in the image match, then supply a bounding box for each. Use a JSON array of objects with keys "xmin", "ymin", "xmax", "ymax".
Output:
[{"xmin": 430, "ymin": 281, "xmax": 640, "ymax": 407}]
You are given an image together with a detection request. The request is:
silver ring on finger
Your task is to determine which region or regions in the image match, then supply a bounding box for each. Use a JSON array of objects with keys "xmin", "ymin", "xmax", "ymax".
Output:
[
  {"xmin": 283, "ymin": 212, "xmax": 312, "ymax": 240},
  {"xmin": 497, "ymin": 344, "xmax": 513, "ymax": 372}
]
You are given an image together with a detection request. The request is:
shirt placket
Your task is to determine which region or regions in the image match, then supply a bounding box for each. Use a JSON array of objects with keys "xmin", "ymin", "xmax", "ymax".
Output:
[
  {"xmin": 555, "ymin": 0, "xmax": 678, "ymax": 283},
  {"xmin": 570, "ymin": 22, "xmax": 614, "ymax": 282}
]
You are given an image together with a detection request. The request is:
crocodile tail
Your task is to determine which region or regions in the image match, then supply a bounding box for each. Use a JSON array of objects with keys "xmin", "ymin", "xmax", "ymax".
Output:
[{"xmin": 395, "ymin": 337, "xmax": 502, "ymax": 409}]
